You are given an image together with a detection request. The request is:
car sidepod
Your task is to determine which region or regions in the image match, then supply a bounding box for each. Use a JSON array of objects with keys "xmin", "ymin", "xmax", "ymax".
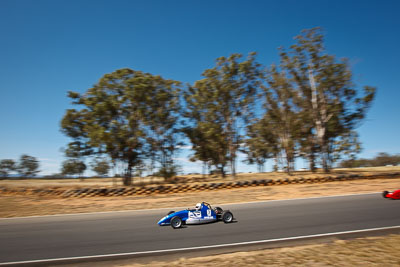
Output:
[
  {"xmin": 185, "ymin": 204, "xmax": 217, "ymax": 225},
  {"xmin": 392, "ymin": 190, "xmax": 400, "ymax": 199},
  {"xmin": 157, "ymin": 210, "xmax": 189, "ymax": 226}
]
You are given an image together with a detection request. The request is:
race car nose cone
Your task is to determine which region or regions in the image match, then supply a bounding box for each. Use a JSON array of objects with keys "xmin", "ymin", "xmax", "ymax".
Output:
[{"xmin": 158, "ymin": 216, "xmax": 167, "ymax": 225}]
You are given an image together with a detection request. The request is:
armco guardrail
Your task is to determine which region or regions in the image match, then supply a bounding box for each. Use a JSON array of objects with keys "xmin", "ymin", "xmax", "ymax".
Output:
[{"xmin": 1, "ymin": 172, "xmax": 399, "ymax": 198}]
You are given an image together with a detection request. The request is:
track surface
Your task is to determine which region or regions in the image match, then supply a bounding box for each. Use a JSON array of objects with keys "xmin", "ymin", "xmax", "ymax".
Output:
[{"xmin": 1, "ymin": 193, "xmax": 399, "ymax": 264}]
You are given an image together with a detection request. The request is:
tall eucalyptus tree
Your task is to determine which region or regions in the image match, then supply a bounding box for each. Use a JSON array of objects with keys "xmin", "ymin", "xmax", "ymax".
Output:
[
  {"xmin": 61, "ymin": 68, "xmax": 181, "ymax": 185},
  {"xmin": 279, "ymin": 28, "xmax": 376, "ymax": 171},
  {"xmin": 184, "ymin": 53, "xmax": 261, "ymax": 177}
]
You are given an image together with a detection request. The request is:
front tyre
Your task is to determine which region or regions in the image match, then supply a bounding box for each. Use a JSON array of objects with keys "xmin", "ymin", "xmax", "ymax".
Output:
[
  {"xmin": 222, "ymin": 211, "xmax": 233, "ymax": 223},
  {"xmin": 170, "ymin": 216, "xmax": 182, "ymax": 229}
]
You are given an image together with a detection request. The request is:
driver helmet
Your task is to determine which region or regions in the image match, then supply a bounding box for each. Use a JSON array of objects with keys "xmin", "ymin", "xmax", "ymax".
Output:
[{"xmin": 195, "ymin": 203, "xmax": 201, "ymax": 210}]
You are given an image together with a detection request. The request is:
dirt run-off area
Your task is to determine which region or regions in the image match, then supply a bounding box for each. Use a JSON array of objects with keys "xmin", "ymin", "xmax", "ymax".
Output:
[
  {"xmin": 1, "ymin": 176, "xmax": 399, "ymax": 218},
  {"xmin": 62, "ymin": 234, "xmax": 400, "ymax": 267}
]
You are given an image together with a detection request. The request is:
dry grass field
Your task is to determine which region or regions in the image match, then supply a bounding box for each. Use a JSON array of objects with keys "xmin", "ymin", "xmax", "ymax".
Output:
[
  {"xmin": 1, "ymin": 176, "xmax": 399, "ymax": 218},
  {"xmin": 1, "ymin": 166, "xmax": 399, "ymax": 189},
  {"xmin": 62, "ymin": 234, "xmax": 400, "ymax": 267}
]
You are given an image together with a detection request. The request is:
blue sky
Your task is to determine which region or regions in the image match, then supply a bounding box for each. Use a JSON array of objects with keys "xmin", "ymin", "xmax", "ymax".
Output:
[{"xmin": 1, "ymin": 0, "xmax": 399, "ymax": 175}]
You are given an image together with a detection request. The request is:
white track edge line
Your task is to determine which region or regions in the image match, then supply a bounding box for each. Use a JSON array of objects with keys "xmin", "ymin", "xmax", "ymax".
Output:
[
  {"xmin": 1, "ymin": 225, "xmax": 399, "ymax": 265},
  {"xmin": 0, "ymin": 192, "xmax": 380, "ymax": 220}
]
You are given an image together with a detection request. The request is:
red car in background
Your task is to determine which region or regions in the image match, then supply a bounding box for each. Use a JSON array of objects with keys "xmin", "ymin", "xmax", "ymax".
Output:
[{"xmin": 382, "ymin": 190, "xmax": 400, "ymax": 200}]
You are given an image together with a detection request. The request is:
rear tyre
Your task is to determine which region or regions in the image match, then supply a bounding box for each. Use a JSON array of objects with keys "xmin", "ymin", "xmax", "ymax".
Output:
[
  {"xmin": 383, "ymin": 191, "xmax": 389, "ymax": 198},
  {"xmin": 167, "ymin": 211, "xmax": 175, "ymax": 215},
  {"xmin": 214, "ymin": 207, "xmax": 223, "ymax": 214},
  {"xmin": 222, "ymin": 211, "xmax": 233, "ymax": 223},
  {"xmin": 170, "ymin": 216, "xmax": 182, "ymax": 229}
]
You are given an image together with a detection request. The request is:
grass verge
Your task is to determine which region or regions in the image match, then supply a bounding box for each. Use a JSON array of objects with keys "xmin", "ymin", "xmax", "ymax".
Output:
[
  {"xmin": 57, "ymin": 234, "xmax": 400, "ymax": 266},
  {"xmin": 109, "ymin": 234, "xmax": 400, "ymax": 267},
  {"xmin": 1, "ymin": 177, "xmax": 399, "ymax": 218}
]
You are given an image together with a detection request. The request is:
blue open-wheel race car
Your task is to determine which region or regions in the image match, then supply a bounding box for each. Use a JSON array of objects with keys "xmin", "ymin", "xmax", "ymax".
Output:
[{"xmin": 157, "ymin": 202, "xmax": 234, "ymax": 229}]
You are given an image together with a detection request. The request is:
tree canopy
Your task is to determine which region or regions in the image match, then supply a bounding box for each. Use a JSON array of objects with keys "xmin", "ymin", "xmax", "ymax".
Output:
[
  {"xmin": 17, "ymin": 154, "xmax": 40, "ymax": 177},
  {"xmin": 90, "ymin": 158, "xmax": 110, "ymax": 177},
  {"xmin": 61, "ymin": 68, "xmax": 182, "ymax": 185},
  {"xmin": 0, "ymin": 159, "xmax": 16, "ymax": 177},
  {"xmin": 279, "ymin": 27, "xmax": 376, "ymax": 171},
  {"xmin": 61, "ymin": 159, "xmax": 86, "ymax": 178},
  {"xmin": 59, "ymin": 28, "xmax": 377, "ymax": 179},
  {"xmin": 183, "ymin": 53, "xmax": 261, "ymax": 177}
]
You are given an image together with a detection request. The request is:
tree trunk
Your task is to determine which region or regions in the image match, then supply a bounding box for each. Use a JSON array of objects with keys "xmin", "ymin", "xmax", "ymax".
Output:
[
  {"xmin": 230, "ymin": 156, "xmax": 236, "ymax": 178},
  {"xmin": 112, "ymin": 161, "xmax": 116, "ymax": 186},
  {"xmin": 285, "ymin": 154, "xmax": 291, "ymax": 174},
  {"xmin": 123, "ymin": 175, "xmax": 132, "ymax": 186},
  {"xmin": 273, "ymin": 156, "xmax": 278, "ymax": 172},
  {"xmin": 220, "ymin": 165, "xmax": 226, "ymax": 178},
  {"xmin": 123, "ymin": 163, "xmax": 132, "ymax": 186},
  {"xmin": 258, "ymin": 160, "xmax": 265, "ymax": 173},
  {"xmin": 309, "ymin": 65, "xmax": 332, "ymax": 174},
  {"xmin": 321, "ymin": 143, "xmax": 330, "ymax": 173},
  {"xmin": 285, "ymin": 152, "xmax": 293, "ymax": 175},
  {"xmin": 308, "ymin": 150, "xmax": 316, "ymax": 172}
]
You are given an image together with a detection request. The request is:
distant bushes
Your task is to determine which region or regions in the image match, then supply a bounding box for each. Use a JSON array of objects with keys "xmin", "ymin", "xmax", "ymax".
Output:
[{"xmin": 339, "ymin": 153, "xmax": 400, "ymax": 168}]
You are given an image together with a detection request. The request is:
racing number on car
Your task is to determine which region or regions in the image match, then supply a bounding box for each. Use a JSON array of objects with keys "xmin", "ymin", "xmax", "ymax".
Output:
[
  {"xmin": 189, "ymin": 211, "xmax": 201, "ymax": 218},
  {"xmin": 207, "ymin": 209, "xmax": 211, "ymax": 217}
]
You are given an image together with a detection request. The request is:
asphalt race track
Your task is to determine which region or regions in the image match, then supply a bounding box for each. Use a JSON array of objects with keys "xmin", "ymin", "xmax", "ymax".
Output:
[{"xmin": 1, "ymin": 193, "xmax": 400, "ymax": 264}]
